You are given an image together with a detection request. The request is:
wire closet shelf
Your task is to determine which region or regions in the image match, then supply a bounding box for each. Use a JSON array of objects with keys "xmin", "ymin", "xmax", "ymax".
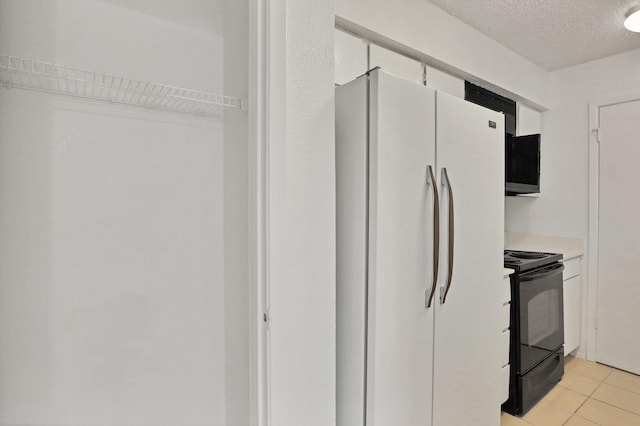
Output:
[{"xmin": 0, "ymin": 54, "xmax": 244, "ymax": 119}]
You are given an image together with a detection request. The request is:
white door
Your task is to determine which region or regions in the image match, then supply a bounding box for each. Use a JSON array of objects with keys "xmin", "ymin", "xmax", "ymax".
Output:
[
  {"xmin": 366, "ymin": 70, "xmax": 437, "ymax": 425},
  {"xmin": 596, "ymin": 99, "xmax": 640, "ymax": 375},
  {"xmin": 432, "ymin": 92, "xmax": 504, "ymax": 426}
]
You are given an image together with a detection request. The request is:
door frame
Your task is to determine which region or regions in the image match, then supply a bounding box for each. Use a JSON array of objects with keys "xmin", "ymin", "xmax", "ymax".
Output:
[
  {"xmin": 587, "ymin": 92, "xmax": 640, "ymax": 362},
  {"xmin": 249, "ymin": 0, "xmax": 285, "ymax": 424}
]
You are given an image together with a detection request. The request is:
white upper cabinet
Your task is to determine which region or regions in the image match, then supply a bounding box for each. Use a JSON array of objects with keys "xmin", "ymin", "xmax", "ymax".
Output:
[
  {"xmin": 517, "ymin": 103, "xmax": 542, "ymax": 135},
  {"xmin": 335, "ymin": 29, "xmax": 368, "ymax": 85},
  {"xmin": 369, "ymin": 44, "xmax": 424, "ymax": 85},
  {"xmin": 425, "ymin": 66, "xmax": 465, "ymax": 99}
]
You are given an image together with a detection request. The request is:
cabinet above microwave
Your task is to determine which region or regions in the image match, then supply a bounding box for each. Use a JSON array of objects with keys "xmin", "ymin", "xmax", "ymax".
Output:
[{"xmin": 506, "ymin": 133, "xmax": 540, "ymax": 196}]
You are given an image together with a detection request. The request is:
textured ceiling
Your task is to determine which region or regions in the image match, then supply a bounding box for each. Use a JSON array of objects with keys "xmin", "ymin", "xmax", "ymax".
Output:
[{"xmin": 428, "ymin": 0, "xmax": 640, "ymax": 70}]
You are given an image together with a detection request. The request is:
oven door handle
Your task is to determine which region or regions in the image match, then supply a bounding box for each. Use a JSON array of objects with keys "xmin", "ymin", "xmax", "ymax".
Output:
[
  {"xmin": 426, "ymin": 165, "xmax": 439, "ymax": 308},
  {"xmin": 520, "ymin": 263, "xmax": 565, "ymax": 281}
]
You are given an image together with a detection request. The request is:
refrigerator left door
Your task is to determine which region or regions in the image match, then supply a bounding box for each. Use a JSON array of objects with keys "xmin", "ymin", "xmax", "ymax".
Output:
[
  {"xmin": 366, "ymin": 69, "xmax": 437, "ymax": 426},
  {"xmin": 336, "ymin": 69, "xmax": 437, "ymax": 426}
]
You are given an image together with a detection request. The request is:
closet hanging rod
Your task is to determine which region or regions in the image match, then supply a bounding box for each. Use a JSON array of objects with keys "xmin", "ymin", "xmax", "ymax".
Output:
[{"xmin": 0, "ymin": 54, "xmax": 245, "ymax": 119}]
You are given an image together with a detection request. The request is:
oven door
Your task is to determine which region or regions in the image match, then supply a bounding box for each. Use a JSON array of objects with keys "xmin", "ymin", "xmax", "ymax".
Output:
[{"xmin": 517, "ymin": 263, "xmax": 565, "ymax": 374}]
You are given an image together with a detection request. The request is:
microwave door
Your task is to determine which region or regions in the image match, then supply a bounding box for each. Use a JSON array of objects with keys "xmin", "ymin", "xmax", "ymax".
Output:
[{"xmin": 505, "ymin": 134, "xmax": 540, "ymax": 195}]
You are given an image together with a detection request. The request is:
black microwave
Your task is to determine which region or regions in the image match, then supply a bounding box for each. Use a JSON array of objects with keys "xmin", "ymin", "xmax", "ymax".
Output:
[{"xmin": 505, "ymin": 134, "xmax": 540, "ymax": 195}]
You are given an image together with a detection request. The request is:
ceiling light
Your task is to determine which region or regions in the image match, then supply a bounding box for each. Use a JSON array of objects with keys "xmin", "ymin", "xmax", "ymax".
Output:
[{"xmin": 624, "ymin": 6, "xmax": 640, "ymax": 32}]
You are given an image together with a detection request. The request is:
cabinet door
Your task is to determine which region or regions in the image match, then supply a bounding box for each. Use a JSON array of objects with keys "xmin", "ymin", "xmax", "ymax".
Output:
[
  {"xmin": 335, "ymin": 29, "xmax": 368, "ymax": 85},
  {"xmin": 369, "ymin": 45, "xmax": 424, "ymax": 86},
  {"xmin": 432, "ymin": 92, "xmax": 505, "ymax": 426},
  {"xmin": 564, "ymin": 274, "xmax": 581, "ymax": 355},
  {"xmin": 366, "ymin": 69, "xmax": 437, "ymax": 426}
]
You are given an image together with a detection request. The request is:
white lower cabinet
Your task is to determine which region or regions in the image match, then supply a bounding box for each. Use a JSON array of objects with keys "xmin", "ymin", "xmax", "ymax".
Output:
[
  {"xmin": 499, "ymin": 365, "xmax": 511, "ymax": 405},
  {"xmin": 563, "ymin": 258, "xmax": 582, "ymax": 355},
  {"xmin": 499, "ymin": 274, "xmax": 512, "ymax": 404}
]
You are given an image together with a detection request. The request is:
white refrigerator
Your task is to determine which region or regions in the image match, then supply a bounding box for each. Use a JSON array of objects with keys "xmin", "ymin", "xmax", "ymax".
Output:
[{"xmin": 336, "ymin": 68, "xmax": 505, "ymax": 426}]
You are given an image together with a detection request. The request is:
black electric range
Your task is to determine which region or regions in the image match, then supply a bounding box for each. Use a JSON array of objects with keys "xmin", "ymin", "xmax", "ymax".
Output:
[
  {"xmin": 504, "ymin": 250, "xmax": 563, "ymax": 273},
  {"xmin": 502, "ymin": 249, "xmax": 565, "ymax": 416}
]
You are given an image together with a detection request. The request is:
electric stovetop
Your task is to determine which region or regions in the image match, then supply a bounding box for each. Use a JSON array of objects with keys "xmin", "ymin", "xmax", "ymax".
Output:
[{"xmin": 504, "ymin": 250, "xmax": 563, "ymax": 273}]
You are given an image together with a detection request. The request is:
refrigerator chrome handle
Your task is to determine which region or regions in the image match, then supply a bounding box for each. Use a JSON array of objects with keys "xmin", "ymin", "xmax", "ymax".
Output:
[
  {"xmin": 426, "ymin": 165, "xmax": 439, "ymax": 308},
  {"xmin": 440, "ymin": 167, "xmax": 454, "ymax": 304}
]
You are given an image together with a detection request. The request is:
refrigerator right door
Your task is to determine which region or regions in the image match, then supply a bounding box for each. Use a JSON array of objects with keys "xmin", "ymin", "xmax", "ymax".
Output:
[{"xmin": 432, "ymin": 91, "xmax": 505, "ymax": 426}]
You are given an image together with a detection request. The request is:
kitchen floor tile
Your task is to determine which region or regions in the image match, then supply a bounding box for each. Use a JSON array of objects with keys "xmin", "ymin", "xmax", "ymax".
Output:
[
  {"xmin": 575, "ymin": 398, "xmax": 640, "ymax": 426},
  {"xmin": 559, "ymin": 369, "xmax": 602, "ymax": 396},
  {"xmin": 541, "ymin": 385, "xmax": 588, "ymax": 413},
  {"xmin": 500, "ymin": 412, "xmax": 532, "ymax": 425},
  {"xmin": 502, "ymin": 357, "xmax": 640, "ymax": 426},
  {"xmin": 566, "ymin": 358, "xmax": 613, "ymax": 382},
  {"xmin": 591, "ymin": 382, "xmax": 640, "ymax": 416},
  {"xmin": 604, "ymin": 368, "xmax": 640, "ymax": 395},
  {"xmin": 521, "ymin": 400, "xmax": 572, "ymax": 425},
  {"xmin": 564, "ymin": 355, "xmax": 578, "ymax": 368},
  {"xmin": 564, "ymin": 414, "xmax": 601, "ymax": 426}
]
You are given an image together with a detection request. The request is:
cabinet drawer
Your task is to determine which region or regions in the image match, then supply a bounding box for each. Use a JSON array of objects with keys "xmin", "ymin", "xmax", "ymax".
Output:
[
  {"xmin": 563, "ymin": 258, "xmax": 581, "ymax": 280},
  {"xmin": 500, "ymin": 364, "xmax": 510, "ymax": 404},
  {"xmin": 500, "ymin": 301, "xmax": 511, "ymax": 333},
  {"xmin": 499, "ymin": 329, "xmax": 510, "ymax": 368},
  {"xmin": 501, "ymin": 275, "xmax": 512, "ymax": 304}
]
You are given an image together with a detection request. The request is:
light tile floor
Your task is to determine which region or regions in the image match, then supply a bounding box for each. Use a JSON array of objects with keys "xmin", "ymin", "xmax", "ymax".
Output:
[{"xmin": 501, "ymin": 356, "xmax": 640, "ymax": 426}]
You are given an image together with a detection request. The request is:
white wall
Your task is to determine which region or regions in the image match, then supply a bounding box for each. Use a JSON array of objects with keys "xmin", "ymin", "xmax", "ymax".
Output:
[
  {"xmin": 267, "ymin": 0, "xmax": 336, "ymax": 424},
  {"xmin": 336, "ymin": 0, "xmax": 549, "ymax": 109},
  {"xmin": 506, "ymin": 49, "xmax": 640, "ymax": 238},
  {"xmin": 506, "ymin": 47, "xmax": 640, "ymax": 357},
  {"xmin": 0, "ymin": 3, "xmax": 58, "ymax": 419},
  {"xmin": 223, "ymin": 1, "xmax": 250, "ymax": 424},
  {"xmin": 0, "ymin": 1, "xmax": 246, "ymax": 424}
]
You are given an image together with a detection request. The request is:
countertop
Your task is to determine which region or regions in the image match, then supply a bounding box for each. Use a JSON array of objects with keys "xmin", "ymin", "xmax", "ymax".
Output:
[{"xmin": 505, "ymin": 232, "xmax": 584, "ymax": 262}]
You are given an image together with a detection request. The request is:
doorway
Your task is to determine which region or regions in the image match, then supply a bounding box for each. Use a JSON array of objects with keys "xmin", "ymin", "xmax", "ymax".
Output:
[
  {"xmin": 590, "ymin": 96, "xmax": 640, "ymax": 375},
  {"xmin": 0, "ymin": 1, "xmax": 268, "ymax": 424}
]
